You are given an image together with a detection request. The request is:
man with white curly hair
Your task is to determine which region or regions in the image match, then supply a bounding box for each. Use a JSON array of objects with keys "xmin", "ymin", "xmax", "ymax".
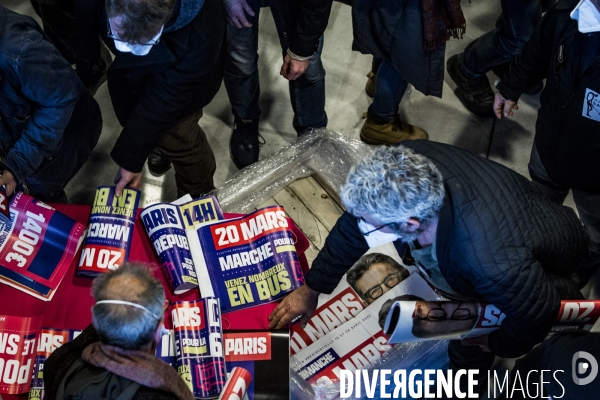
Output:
[{"xmin": 269, "ymin": 140, "xmax": 588, "ymax": 396}]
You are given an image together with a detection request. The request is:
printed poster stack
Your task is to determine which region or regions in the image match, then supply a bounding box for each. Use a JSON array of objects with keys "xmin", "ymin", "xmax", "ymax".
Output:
[{"xmin": 0, "ymin": 192, "xmax": 86, "ymax": 300}]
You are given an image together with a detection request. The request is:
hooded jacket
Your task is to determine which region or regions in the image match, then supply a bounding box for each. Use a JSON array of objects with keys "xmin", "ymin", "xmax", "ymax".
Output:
[
  {"xmin": 497, "ymin": 0, "xmax": 600, "ymax": 192},
  {"xmin": 305, "ymin": 140, "xmax": 588, "ymax": 358},
  {"xmin": 0, "ymin": 6, "xmax": 83, "ymax": 184},
  {"xmin": 78, "ymin": 0, "xmax": 225, "ymax": 173}
]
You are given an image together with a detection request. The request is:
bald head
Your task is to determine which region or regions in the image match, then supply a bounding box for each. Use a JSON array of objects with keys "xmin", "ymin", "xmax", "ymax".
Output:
[{"xmin": 91, "ymin": 263, "xmax": 165, "ymax": 350}]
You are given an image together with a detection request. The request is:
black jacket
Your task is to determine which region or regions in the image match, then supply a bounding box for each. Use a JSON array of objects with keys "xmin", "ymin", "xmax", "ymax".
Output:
[
  {"xmin": 44, "ymin": 325, "xmax": 176, "ymax": 400},
  {"xmin": 509, "ymin": 331, "xmax": 600, "ymax": 399},
  {"xmin": 497, "ymin": 0, "xmax": 600, "ymax": 193},
  {"xmin": 77, "ymin": 0, "xmax": 225, "ymax": 173},
  {"xmin": 305, "ymin": 141, "xmax": 588, "ymax": 358},
  {"xmin": 279, "ymin": 0, "xmax": 334, "ymax": 58}
]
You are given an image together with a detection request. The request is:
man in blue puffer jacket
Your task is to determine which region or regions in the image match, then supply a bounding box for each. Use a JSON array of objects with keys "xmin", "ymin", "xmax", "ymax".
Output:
[{"xmin": 0, "ymin": 5, "xmax": 102, "ymax": 202}]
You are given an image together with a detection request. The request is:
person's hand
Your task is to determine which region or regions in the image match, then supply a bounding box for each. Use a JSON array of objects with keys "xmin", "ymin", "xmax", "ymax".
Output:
[
  {"xmin": 461, "ymin": 334, "xmax": 491, "ymax": 352},
  {"xmin": 493, "ymin": 92, "xmax": 518, "ymax": 119},
  {"xmin": 268, "ymin": 284, "xmax": 320, "ymax": 329},
  {"xmin": 0, "ymin": 170, "xmax": 17, "ymax": 196},
  {"xmin": 280, "ymin": 54, "xmax": 310, "ymax": 81},
  {"xmin": 224, "ymin": 0, "xmax": 255, "ymax": 28},
  {"xmin": 114, "ymin": 166, "xmax": 142, "ymax": 197}
]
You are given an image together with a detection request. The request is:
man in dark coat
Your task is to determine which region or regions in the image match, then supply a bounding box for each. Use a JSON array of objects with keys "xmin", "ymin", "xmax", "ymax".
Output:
[
  {"xmin": 269, "ymin": 141, "xmax": 588, "ymax": 395},
  {"xmin": 77, "ymin": 0, "xmax": 225, "ymax": 198},
  {"xmin": 0, "ymin": 5, "xmax": 102, "ymax": 202},
  {"xmin": 494, "ymin": 0, "xmax": 600, "ymax": 288},
  {"xmin": 44, "ymin": 264, "xmax": 193, "ymax": 400},
  {"xmin": 222, "ymin": 0, "xmax": 333, "ymax": 169}
]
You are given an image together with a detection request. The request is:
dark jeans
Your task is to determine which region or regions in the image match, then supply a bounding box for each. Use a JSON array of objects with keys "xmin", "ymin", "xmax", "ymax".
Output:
[
  {"xmin": 30, "ymin": 0, "xmax": 99, "ymax": 74},
  {"xmin": 447, "ymin": 340, "xmax": 496, "ymax": 398},
  {"xmin": 223, "ymin": 0, "xmax": 327, "ymax": 134},
  {"xmin": 528, "ymin": 144, "xmax": 600, "ymax": 284},
  {"xmin": 368, "ymin": 59, "xmax": 409, "ymax": 123},
  {"xmin": 156, "ymin": 109, "xmax": 216, "ymax": 198},
  {"xmin": 26, "ymin": 91, "xmax": 102, "ymax": 203},
  {"xmin": 461, "ymin": 0, "xmax": 555, "ymax": 79}
]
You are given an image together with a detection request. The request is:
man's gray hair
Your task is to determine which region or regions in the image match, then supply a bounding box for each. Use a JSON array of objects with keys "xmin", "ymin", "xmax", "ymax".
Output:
[
  {"xmin": 341, "ymin": 145, "xmax": 445, "ymax": 226},
  {"xmin": 91, "ymin": 263, "xmax": 165, "ymax": 350}
]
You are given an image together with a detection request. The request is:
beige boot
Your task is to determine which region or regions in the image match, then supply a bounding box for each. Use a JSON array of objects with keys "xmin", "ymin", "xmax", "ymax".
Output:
[
  {"xmin": 365, "ymin": 71, "xmax": 376, "ymax": 98},
  {"xmin": 360, "ymin": 114, "xmax": 428, "ymax": 145}
]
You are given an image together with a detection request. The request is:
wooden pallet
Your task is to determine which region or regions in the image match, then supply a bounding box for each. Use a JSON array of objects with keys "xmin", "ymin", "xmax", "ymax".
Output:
[{"xmin": 256, "ymin": 176, "xmax": 345, "ymax": 267}]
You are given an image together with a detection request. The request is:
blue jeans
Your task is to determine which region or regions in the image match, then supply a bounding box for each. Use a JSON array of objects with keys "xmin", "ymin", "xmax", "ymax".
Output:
[
  {"xmin": 223, "ymin": 0, "xmax": 327, "ymax": 134},
  {"xmin": 528, "ymin": 144, "xmax": 600, "ymax": 284},
  {"xmin": 461, "ymin": 0, "xmax": 554, "ymax": 79},
  {"xmin": 368, "ymin": 59, "xmax": 409, "ymax": 123}
]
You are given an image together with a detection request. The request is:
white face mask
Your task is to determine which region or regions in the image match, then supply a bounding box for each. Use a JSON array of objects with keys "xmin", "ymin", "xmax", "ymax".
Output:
[
  {"xmin": 113, "ymin": 25, "xmax": 164, "ymax": 56},
  {"xmin": 571, "ymin": 0, "xmax": 600, "ymax": 33},
  {"xmin": 358, "ymin": 219, "xmax": 402, "ymax": 248},
  {"xmin": 160, "ymin": 325, "xmax": 170, "ymax": 337}
]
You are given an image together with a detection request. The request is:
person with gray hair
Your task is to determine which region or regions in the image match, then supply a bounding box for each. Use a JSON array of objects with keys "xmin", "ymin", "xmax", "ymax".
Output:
[
  {"xmin": 43, "ymin": 263, "xmax": 194, "ymax": 400},
  {"xmin": 269, "ymin": 140, "xmax": 588, "ymax": 396}
]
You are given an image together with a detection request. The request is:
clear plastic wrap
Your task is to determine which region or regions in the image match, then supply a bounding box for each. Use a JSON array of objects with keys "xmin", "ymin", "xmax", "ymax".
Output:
[
  {"xmin": 214, "ymin": 129, "xmax": 374, "ymax": 213},
  {"xmin": 292, "ymin": 341, "xmax": 450, "ymax": 400}
]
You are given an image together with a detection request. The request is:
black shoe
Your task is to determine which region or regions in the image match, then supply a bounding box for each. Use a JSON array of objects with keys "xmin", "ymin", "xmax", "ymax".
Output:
[
  {"xmin": 229, "ymin": 118, "xmax": 263, "ymax": 170},
  {"xmin": 447, "ymin": 54, "xmax": 496, "ymax": 118},
  {"xmin": 147, "ymin": 148, "xmax": 171, "ymax": 176}
]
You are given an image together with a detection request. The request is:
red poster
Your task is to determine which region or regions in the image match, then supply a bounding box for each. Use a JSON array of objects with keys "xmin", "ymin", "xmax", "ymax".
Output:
[{"xmin": 0, "ymin": 314, "xmax": 42, "ymax": 395}]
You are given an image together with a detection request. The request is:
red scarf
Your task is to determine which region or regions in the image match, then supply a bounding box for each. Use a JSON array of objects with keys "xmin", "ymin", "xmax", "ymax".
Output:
[{"xmin": 422, "ymin": 0, "xmax": 466, "ymax": 50}]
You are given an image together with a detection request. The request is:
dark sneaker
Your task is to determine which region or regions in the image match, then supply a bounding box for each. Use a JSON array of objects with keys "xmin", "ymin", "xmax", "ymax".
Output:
[
  {"xmin": 147, "ymin": 148, "xmax": 171, "ymax": 176},
  {"xmin": 447, "ymin": 54, "xmax": 496, "ymax": 117},
  {"xmin": 365, "ymin": 71, "xmax": 377, "ymax": 98},
  {"xmin": 229, "ymin": 118, "xmax": 264, "ymax": 170}
]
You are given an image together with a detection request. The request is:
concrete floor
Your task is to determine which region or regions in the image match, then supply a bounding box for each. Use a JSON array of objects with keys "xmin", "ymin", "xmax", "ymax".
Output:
[{"xmin": 3, "ymin": 0, "xmax": 577, "ymax": 210}]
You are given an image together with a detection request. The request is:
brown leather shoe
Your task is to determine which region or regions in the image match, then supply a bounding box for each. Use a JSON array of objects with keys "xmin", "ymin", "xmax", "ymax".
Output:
[
  {"xmin": 360, "ymin": 114, "xmax": 428, "ymax": 145},
  {"xmin": 365, "ymin": 71, "xmax": 376, "ymax": 98}
]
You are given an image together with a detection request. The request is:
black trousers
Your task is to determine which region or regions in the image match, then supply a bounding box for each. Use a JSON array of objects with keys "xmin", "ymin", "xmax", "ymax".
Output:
[{"xmin": 447, "ymin": 340, "xmax": 496, "ymax": 399}]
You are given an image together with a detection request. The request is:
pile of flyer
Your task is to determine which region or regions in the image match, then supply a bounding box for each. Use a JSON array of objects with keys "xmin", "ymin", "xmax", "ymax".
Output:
[{"xmin": 0, "ymin": 192, "xmax": 86, "ymax": 300}]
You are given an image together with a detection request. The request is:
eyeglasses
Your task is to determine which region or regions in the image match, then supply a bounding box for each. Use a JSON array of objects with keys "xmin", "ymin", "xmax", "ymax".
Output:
[
  {"xmin": 357, "ymin": 217, "xmax": 401, "ymax": 236},
  {"xmin": 363, "ymin": 272, "xmax": 405, "ymax": 301},
  {"xmin": 416, "ymin": 306, "xmax": 475, "ymax": 322},
  {"xmin": 107, "ymin": 20, "xmax": 161, "ymax": 47}
]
